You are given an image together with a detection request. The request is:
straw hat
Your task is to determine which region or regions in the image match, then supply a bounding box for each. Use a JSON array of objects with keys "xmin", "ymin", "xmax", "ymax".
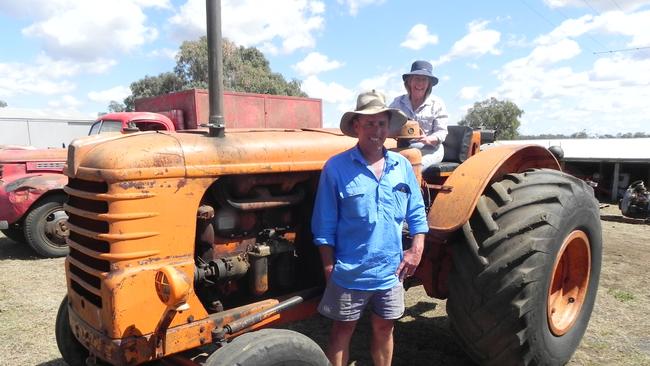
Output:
[{"xmin": 340, "ymin": 90, "xmax": 407, "ymax": 137}]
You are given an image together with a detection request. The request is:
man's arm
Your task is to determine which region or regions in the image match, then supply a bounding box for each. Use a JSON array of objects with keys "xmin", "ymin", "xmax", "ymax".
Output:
[
  {"xmin": 318, "ymin": 245, "xmax": 335, "ymax": 282},
  {"xmin": 396, "ymin": 233, "xmax": 425, "ymax": 281}
]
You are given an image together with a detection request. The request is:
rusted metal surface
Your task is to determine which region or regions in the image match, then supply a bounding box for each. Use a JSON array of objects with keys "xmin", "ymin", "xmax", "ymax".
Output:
[
  {"xmin": 0, "ymin": 147, "xmax": 67, "ymax": 163},
  {"xmin": 65, "ymin": 129, "xmax": 360, "ymax": 181},
  {"xmin": 68, "ymin": 299, "xmax": 214, "ymax": 366},
  {"xmin": 64, "ymin": 175, "xmax": 214, "ymax": 339},
  {"xmin": 412, "ymin": 234, "xmax": 452, "ymax": 299},
  {"xmin": 134, "ymin": 89, "xmax": 323, "ymax": 130},
  {"xmin": 547, "ymin": 230, "xmax": 591, "ymax": 336},
  {"xmin": 0, "ymin": 173, "xmax": 68, "ymax": 224},
  {"xmin": 428, "ymin": 144, "xmax": 560, "ymax": 232}
]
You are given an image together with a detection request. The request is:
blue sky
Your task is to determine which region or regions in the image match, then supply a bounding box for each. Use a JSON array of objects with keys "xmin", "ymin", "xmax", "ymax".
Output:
[{"xmin": 1, "ymin": 0, "xmax": 649, "ymax": 136}]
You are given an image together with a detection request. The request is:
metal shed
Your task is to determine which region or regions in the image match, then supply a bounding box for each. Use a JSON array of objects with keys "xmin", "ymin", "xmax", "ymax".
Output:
[{"xmin": 494, "ymin": 138, "xmax": 650, "ymax": 202}]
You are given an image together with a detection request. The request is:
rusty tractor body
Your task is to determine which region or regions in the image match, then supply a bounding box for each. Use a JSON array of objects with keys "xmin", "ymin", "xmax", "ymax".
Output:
[
  {"xmin": 55, "ymin": 1, "xmax": 602, "ymax": 364},
  {"xmin": 1, "ymin": 90, "xmax": 322, "ymax": 258},
  {"xmin": 55, "ymin": 124, "xmax": 602, "ymax": 366}
]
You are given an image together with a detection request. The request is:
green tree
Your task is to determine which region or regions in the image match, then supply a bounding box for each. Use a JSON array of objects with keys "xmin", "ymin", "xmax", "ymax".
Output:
[
  {"xmin": 122, "ymin": 72, "xmax": 185, "ymax": 111},
  {"xmin": 116, "ymin": 38, "xmax": 306, "ymax": 111},
  {"xmin": 0, "ymin": 100, "xmax": 7, "ymax": 108},
  {"xmin": 108, "ymin": 100, "xmax": 126, "ymax": 112},
  {"xmin": 570, "ymin": 130, "xmax": 589, "ymax": 139},
  {"xmin": 459, "ymin": 97, "xmax": 523, "ymax": 140}
]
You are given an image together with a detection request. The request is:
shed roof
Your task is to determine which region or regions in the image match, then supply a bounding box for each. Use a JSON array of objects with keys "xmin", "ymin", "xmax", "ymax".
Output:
[{"xmin": 493, "ymin": 138, "xmax": 650, "ymax": 163}]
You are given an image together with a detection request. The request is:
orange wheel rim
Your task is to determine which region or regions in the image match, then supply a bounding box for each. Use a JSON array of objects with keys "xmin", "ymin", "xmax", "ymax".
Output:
[{"xmin": 547, "ymin": 230, "xmax": 591, "ymax": 336}]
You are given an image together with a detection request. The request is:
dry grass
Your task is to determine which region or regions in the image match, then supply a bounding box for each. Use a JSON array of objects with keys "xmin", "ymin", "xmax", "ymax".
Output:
[{"xmin": 1, "ymin": 203, "xmax": 649, "ymax": 365}]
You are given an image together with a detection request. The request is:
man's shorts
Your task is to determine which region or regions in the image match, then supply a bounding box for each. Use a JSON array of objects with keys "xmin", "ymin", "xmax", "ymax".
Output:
[{"xmin": 318, "ymin": 280, "xmax": 404, "ymax": 321}]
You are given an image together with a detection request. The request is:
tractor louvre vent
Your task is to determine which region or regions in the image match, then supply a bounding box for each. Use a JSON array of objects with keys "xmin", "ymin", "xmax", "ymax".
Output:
[
  {"xmin": 67, "ymin": 196, "xmax": 108, "ymax": 213},
  {"xmin": 70, "ymin": 248, "xmax": 110, "ymax": 273},
  {"xmin": 69, "ymin": 262, "xmax": 101, "ymax": 290},
  {"xmin": 71, "ymin": 280, "xmax": 102, "ymax": 308},
  {"xmin": 69, "ymin": 231, "xmax": 109, "ymax": 253},
  {"xmin": 67, "ymin": 178, "xmax": 108, "ymax": 193},
  {"xmin": 68, "ymin": 213, "xmax": 109, "ymax": 233}
]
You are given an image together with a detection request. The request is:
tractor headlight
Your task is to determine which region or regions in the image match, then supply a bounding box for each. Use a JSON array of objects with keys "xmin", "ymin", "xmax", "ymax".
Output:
[{"xmin": 154, "ymin": 266, "xmax": 191, "ymax": 311}]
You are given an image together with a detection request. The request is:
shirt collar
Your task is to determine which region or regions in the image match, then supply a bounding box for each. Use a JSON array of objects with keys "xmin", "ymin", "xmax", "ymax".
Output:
[{"xmin": 350, "ymin": 145, "xmax": 398, "ymax": 167}]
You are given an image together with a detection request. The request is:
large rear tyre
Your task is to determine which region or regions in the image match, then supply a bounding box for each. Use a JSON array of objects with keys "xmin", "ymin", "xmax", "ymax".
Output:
[
  {"xmin": 55, "ymin": 296, "xmax": 90, "ymax": 366},
  {"xmin": 24, "ymin": 194, "xmax": 69, "ymax": 257},
  {"xmin": 206, "ymin": 328, "xmax": 328, "ymax": 366},
  {"xmin": 1, "ymin": 225, "xmax": 26, "ymax": 243},
  {"xmin": 447, "ymin": 169, "xmax": 602, "ymax": 365}
]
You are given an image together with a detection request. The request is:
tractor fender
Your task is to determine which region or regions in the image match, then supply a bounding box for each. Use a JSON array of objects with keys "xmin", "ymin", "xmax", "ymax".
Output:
[
  {"xmin": 428, "ymin": 144, "xmax": 560, "ymax": 232},
  {"xmin": 0, "ymin": 173, "xmax": 68, "ymax": 224}
]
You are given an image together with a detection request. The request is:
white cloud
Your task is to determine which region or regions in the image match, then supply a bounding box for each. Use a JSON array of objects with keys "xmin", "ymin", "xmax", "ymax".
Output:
[
  {"xmin": 458, "ymin": 86, "xmax": 481, "ymax": 100},
  {"xmin": 543, "ymin": 0, "xmax": 650, "ymax": 11},
  {"xmin": 48, "ymin": 95, "xmax": 82, "ymax": 109},
  {"xmin": 337, "ymin": 0, "xmax": 385, "ymax": 16},
  {"xmin": 20, "ymin": 0, "xmax": 159, "ymax": 61},
  {"xmin": 494, "ymin": 40, "xmax": 650, "ymax": 135},
  {"xmin": 293, "ymin": 52, "xmax": 344, "ymax": 77},
  {"xmin": 502, "ymin": 12, "xmax": 650, "ymax": 136},
  {"xmin": 301, "ymin": 75, "xmax": 355, "ymax": 104},
  {"xmin": 400, "ymin": 24, "xmax": 439, "ymax": 50},
  {"xmin": 0, "ymin": 55, "xmax": 117, "ymax": 99},
  {"xmin": 148, "ymin": 48, "xmax": 178, "ymax": 60},
  {"xmin": 536, "ymin": 10, "xmax": 650, "ymax": 49},
  {"xmin": 590, "ymin": 56, "xmax": 650, "ymax": 85},
  {"xmin": 169, "ymin": 0, "xmax": 325, "ymax": 54},
  {"xmin": 436, "ymin": 20, "xmax": 501, "ymax": 66},
  {"xmin": 528, "ymin": 38, "xmax": 582, "ymax": 66},
  {"xmin": 358, "ymin": 73, "xmax": 393, "ymax": 91},
  {"xmin": 88, "ymin": 86, "xmax": 132, "ymax": 104}
]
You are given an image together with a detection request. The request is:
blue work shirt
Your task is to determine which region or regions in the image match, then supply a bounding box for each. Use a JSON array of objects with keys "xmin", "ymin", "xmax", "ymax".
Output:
[{"xmin": 312, "ymin": 145, "xmax": 429, "ymax": 291}]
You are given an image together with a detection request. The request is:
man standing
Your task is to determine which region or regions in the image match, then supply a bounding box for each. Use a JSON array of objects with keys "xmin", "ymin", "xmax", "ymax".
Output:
[{"xmin": 312, "ymin": 90, "xmax": 429, "ymax": 366}]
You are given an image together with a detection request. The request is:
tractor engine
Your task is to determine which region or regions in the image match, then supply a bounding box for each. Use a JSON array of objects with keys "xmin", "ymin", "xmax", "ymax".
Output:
[{"xmin": 192, "ymin": 173, "xmax": 318, "ymax": 312}]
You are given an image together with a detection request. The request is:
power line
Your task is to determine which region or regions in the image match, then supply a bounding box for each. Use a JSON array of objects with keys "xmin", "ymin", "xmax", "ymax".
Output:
[
  {"xmin": 520, "ymin": 0, "xmax": 602, "ymax": 53},
  {"xmin": 552, "ymin": 6, "xmax": 600, "ymax": 53},
  {"xmin": 593, "ymin": 46, "xmax": 650, "ymax": 55},
  {"xmin": 519, "ymin": 0, "xmax": 557, "ymax": 28},
  {"xmin": 581, "ymin": 0, "xmax": 602, "ymax": 16},
  {"xmin": 609, "ymin": 0, "xmax": 624, "ymax": 11}
]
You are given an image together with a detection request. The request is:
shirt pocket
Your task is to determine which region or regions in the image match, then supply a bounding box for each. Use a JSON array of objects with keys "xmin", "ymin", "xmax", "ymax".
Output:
[
  {"xmin": 392, "ymin": 183, "xmax": 410, "ymax": 222},
  {"xmin": 340, "ymin": 186, "xmax": 370, "ymax": 219}
]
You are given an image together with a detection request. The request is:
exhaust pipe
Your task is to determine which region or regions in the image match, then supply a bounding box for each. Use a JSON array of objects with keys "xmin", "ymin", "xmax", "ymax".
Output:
[{"xmin": 206, "ymin": 0, "xmax": 225, "ymax": 137}]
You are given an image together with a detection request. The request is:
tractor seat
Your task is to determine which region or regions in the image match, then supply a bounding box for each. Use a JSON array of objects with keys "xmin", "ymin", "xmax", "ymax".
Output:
[{"xmin": 422, "ymin": 125, "xmax": 474, "ymax": 181}]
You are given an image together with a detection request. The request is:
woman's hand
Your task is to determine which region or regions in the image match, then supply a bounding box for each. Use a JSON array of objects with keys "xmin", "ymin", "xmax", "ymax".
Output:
[{"xmin": 414, "ymin": 134, "xmax": 440, "ymax": 146}]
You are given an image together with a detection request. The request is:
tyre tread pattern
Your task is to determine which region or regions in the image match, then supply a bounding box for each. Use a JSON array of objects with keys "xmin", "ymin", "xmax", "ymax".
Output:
[{"xmin": 446, "ymin": 168, "xmax": 601, "ymax": 366}]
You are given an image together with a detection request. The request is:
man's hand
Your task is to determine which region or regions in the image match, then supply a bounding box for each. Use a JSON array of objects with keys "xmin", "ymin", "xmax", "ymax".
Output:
[{"xmin": 396, "ymin": 234, "xmax": 425, "ymax": 281}]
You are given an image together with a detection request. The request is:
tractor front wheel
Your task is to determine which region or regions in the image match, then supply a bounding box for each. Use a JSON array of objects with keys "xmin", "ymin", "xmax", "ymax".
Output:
[
  {"xmin": 206, "ymin": 329, "xmax": 328, "ymax": 366},
  {"xmin": 55, "ymin": 296, "xmax": 90, "ymax": 366},
  {"xmin": 447, "ymin": 169, "xmax": 602, "ymax": 365}
]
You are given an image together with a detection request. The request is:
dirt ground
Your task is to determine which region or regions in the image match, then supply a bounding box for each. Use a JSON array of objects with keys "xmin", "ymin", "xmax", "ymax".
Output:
[{"xmin": 1, "ymin": 204, "xmax": 648, "ymax": 366}]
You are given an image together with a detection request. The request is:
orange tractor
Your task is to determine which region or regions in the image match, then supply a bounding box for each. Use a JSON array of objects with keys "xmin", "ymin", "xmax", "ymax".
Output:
[{"xmin": 55, "ymin": 1, "xmax": 602, "ymax": 365}]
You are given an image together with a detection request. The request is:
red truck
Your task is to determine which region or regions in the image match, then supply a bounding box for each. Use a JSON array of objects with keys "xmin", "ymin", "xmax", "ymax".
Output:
[
  {"xmin": 0, "ymin": 91, "xmax": 322, "ymax": 257},
  {"xmin": 0, "ymin": 112, "xmax": 175, "ymax": 257}
]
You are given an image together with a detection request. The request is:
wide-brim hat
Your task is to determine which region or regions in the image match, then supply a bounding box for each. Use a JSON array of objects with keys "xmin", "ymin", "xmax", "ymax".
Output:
[
  {"xmin": 340, "ymin": 90, "xmax": 407, "ymax": 138},
  {"xmin": 402, "ymin": 60, "xmax": 439, "ymax": 87}
]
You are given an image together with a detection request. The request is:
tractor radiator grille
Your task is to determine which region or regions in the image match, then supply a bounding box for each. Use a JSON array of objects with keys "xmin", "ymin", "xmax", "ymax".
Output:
[{"xmin": 64, "ymin": 177, "xmax": 159, "ymax": 310}]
